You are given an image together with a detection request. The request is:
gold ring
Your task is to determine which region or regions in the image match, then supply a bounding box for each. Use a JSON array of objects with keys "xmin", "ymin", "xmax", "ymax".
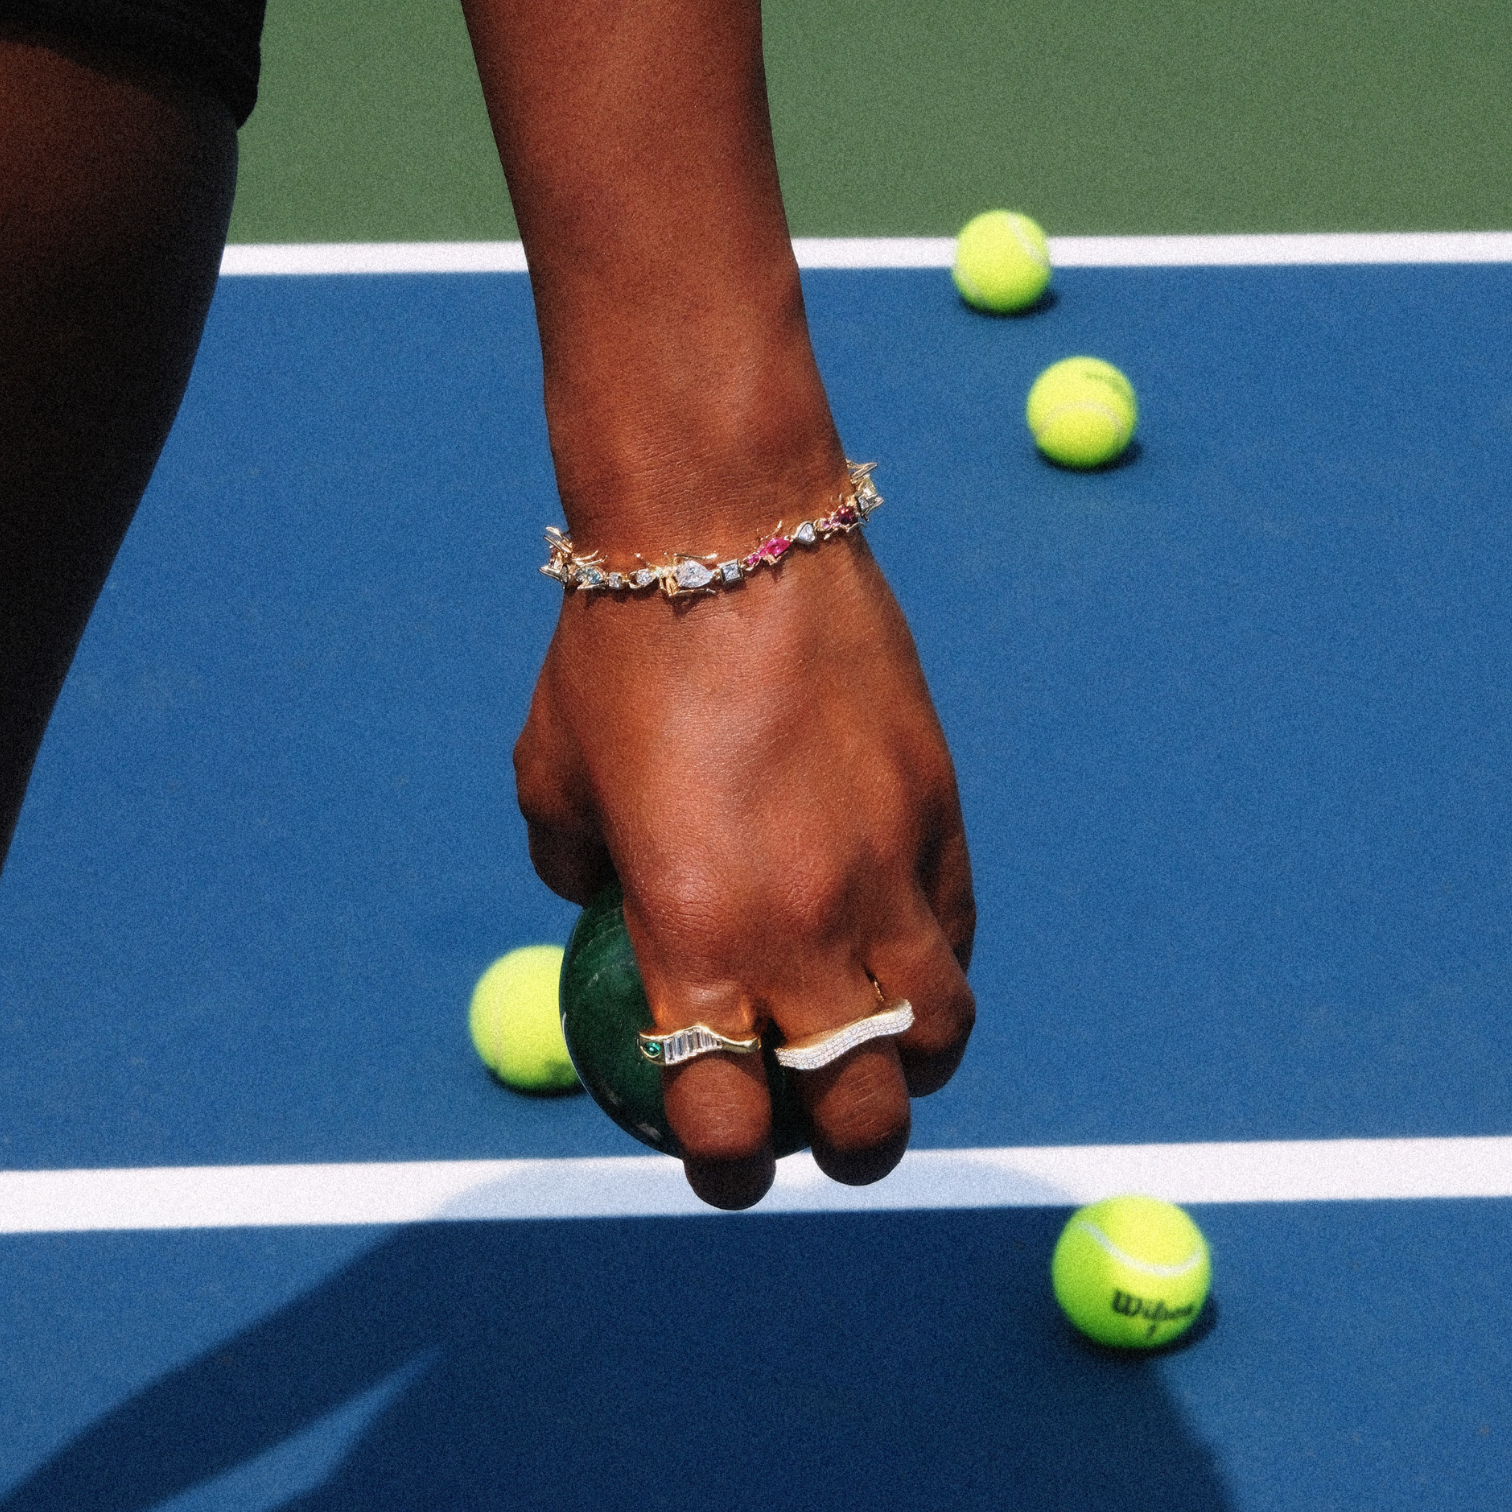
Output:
[
  {"xmin": 772, "ymin": 1000, "xmax": 915, "ymax": 1071},
  {"xmin": 637, "ymin": 1024, "xmax": 762, "ymax": 1067}
]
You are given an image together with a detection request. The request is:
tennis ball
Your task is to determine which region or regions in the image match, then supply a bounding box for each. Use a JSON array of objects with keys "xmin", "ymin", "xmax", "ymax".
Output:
[
  {"xmin": 1026, "ymin": 356, "xmax": 1137, "ymax": 469},
  {"xmin": 469, "ymin": 944, "xmax": 580, "ymax": 1094},
  {"xmin": 953, "ymin": 210, "xmax": 1051, "ymax": 313},
  {"xmin": 1051, "ymin": 1195, "xmax": 1211, "ymax": 1348}
]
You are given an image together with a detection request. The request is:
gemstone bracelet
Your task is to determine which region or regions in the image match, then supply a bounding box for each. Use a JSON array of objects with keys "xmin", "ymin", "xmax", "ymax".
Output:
[{"xmin": 539, "ymin": 460, "xmax": 881, "ymax": 600}]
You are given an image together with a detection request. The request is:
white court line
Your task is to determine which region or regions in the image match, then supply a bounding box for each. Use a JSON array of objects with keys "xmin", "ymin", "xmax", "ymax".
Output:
[
  {"xmin": 1047, "ymin": 231, "xmax": 1512, "ymax": 267},
  {"xmin": 220, "ymin": 241, "xmax": 530, "ymax": 275},
  {"xmin": 219, "ymin": 232, "xmax": 1512, "ymax": 278},
  {"xmin": 2, "ymin": 1137, "xmax": 1510, "ymax": 1234}
]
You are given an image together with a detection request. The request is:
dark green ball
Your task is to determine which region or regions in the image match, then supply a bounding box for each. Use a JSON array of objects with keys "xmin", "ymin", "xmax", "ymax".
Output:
[{"xmin": 559, "ymin": 882, "xmax": 810, "ymax": 1158}]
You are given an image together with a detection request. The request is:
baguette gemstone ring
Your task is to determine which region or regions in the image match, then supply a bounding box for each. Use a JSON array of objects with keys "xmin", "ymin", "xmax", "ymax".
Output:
[{"xmin": 637, "ymin": 1024, "xmax": 762, "ymax": 1067}]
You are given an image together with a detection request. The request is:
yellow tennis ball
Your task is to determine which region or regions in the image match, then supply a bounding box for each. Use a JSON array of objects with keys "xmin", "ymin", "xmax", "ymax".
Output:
[
  {"xmin": 1051, "ymin": 1196, "xmax": 1211, "ymax": 1348},
  {"xmin": 468, "ymin": 944, "xmax": 580, "ymax": 1094},
  {"xmin": 952, "ymin": 210, "xmax": 1051, "ymax": 313},
  {"xmin": 1026, "ymin": 356, "xmax": 1137, "ymax": 469}
]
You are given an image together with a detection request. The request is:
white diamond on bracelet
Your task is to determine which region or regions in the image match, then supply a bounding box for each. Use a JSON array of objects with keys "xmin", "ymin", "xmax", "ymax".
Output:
[
  {"xmin": 773, "ymin": 1000, "xmax": 915, "ymax": 1072},
  {"xmin": 539, "ymin": 460, "xmax": 882, "ymax": 600}
]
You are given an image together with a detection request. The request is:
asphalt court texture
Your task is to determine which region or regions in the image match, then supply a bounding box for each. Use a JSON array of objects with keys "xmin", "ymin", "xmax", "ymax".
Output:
[{"xmin": 7, "ymin": 0, "xmax": 1512, "ymax": 1507}]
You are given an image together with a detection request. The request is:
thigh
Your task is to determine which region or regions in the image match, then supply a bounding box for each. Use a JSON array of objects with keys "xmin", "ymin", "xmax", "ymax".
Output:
[{"xmin": 0, "ymin": 26, "xmax": 238, "ymax": 867}]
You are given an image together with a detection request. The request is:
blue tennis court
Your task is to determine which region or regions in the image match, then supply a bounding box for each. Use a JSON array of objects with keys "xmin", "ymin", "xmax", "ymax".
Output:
[{"xmin": 2, "ymin": 253, "xmax": 1511, "ymax": 1507}]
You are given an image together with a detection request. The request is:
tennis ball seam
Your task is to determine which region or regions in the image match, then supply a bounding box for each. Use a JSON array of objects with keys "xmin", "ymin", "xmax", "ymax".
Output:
[
  {"xmin": 954, "ymin": 268, "xmax": 986, "ymax": 303},
  {"xmin": 1006, "ymin": 215, "xmax": 1050, "ymax": 272},
  {"xmin": 1035, "ymin": 398, "xmax": 1129, "ymax": 441},
  {"xmin": 1072, "ymin": 1218, "xmax": 1205, "ymax": 1278},
  {"xmin": 953, "ymin": 211, "xmax": 1051, "ymax": 312}
]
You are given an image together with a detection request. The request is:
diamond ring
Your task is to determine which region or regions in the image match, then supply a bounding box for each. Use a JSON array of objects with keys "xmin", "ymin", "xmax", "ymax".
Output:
[
  {"xmin": 773, "ymin": 1000, "xmax": 915, "ymax": 1072},
  {"xmin": 637, "ymin": 1024, "xmax": 762, "ymax": 1067}
]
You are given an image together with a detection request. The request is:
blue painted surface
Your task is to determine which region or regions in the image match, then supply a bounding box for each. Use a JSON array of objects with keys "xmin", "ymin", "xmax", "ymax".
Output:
[
  {"xmin": 3, "ymin": 265, "xmax": 1512, "ymax": 1505},
  {"xmin": 2, "ymin": 1203, "xmax": 1510, "ymax": 1509},
  {"xmin": 5, "ymin": 266, "xmax": 1512, "ymax": 1164},
  {"xmin": 0, "ymin": 276, "xmax": 596, "ymax": 1168}
]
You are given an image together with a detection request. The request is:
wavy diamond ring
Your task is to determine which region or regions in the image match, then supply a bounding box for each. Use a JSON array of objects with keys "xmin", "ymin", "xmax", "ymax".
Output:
[{"xmin": 773, "ymin": 1000, "xmax": 915, "ymax": 1072}]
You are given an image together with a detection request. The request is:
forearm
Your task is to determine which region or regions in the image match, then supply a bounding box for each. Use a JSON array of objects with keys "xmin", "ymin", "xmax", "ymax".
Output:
[
  {"xmin": 460, "ymin": 0, "xmax": 846, "ymax": 554},
  {"xmin": 464, "ymin": 0, "xmax": 974, "ymax": 1208}
]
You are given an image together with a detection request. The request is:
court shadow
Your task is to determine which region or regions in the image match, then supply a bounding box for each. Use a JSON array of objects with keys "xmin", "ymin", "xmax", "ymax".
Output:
[
  {"xmin": 1, "ymin": 1209, "xmax": 1234, "ymax": 1511},
  {"xmin": 1032, "ymin": 438, "xmax": 1144, "ymax": 474},
  {"xmin": 959, "ymin": 289, "xmax": 1060, "ymax": 318}
]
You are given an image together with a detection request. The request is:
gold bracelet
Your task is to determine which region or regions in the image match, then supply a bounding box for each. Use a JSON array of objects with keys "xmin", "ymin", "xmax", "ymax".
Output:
[{"xmin": 539, "ymin": 460, "xmax": 882, "ymax": 600}]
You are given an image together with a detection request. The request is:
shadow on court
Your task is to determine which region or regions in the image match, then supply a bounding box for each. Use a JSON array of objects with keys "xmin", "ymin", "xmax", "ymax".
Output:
[{"xmin": 0, "ymin": 1208, "xmax": 1233, "ymax": 1511}]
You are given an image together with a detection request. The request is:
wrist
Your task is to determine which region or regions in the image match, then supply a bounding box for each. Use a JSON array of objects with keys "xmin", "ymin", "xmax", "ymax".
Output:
[
  {"xmin": 542, "ymin": 460, "xmax": 881, "ymax": 598},
  {"xmin": 539, "ymin": 277, "xmax": 848, "ymax": 554}
]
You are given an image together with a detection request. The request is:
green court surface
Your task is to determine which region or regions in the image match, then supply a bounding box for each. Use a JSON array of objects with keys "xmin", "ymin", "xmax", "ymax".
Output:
[{"xmin": 230, "ymin": 0, "xmax": 1512, "ymax": 244}]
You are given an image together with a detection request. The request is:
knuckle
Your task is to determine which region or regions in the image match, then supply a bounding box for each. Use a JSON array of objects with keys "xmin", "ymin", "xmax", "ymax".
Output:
[
  {"xmin": 629, "ymin": 860, "xmax": 852, "ymax": 976},
  {"xmin": 906, "ymin": 984, "xmax": 975, "ymax": 1064},
  {"xmin": 931, "ymin": 978, "xmax": 976, "ymax": 1047},
  {"xmin": 822, "ymin": 1101, "xmax": 910, "ymax": 1160},
  {"xmin": 899, "ymin": 978, "xmax": 975, "ymax": 1096},
  {"xmin": 771, "ymin": 859, "xmax": 855, "ymax": 944},
  {"xmin": 951, "ymin": 896, "xmax": 978, "ymax": 970},
  {"xmin": 512, "ymin": 732, "xmax": 562, "ymax": 827}
]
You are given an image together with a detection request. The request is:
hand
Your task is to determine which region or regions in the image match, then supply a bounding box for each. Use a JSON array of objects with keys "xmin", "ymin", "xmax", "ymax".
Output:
[
  {"xmin": 465, "ymin": 0, "xmax": 974, "ymax": 1208},
  {"xmin": 515, "ymin": 529, "xmax": 976, "ymax": 1208}
]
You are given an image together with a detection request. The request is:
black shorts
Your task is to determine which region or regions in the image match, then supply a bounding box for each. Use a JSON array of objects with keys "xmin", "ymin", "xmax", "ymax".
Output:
[{"xmin": 0, "ymin": 0, "xmax": 266, "ymax": 125}]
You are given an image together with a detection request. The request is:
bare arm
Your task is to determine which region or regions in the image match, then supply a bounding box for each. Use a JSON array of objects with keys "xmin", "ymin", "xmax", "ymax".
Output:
[
  {"xmin": 461, "ymin": 0, "xmax": 841, "ymax": 548},
  {"xmin": 462, "ymin": 0, "xmax": 976, "ymax": 1208}
]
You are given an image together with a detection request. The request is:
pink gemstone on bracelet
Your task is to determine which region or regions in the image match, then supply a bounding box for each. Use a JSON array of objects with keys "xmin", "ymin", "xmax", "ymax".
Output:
[
  {"xmin": 539, "ymin": 460, "xmax": 880, "ymax": 594},
  {"xmin": 743, "ymin": 535, "xmax": 791, "ymax": 571}
]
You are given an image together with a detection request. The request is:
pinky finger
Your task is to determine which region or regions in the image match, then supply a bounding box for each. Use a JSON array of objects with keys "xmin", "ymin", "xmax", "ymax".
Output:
[{"xmin": 870, "ymin": 924, "xmax": 975, "ymax": 1097}]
